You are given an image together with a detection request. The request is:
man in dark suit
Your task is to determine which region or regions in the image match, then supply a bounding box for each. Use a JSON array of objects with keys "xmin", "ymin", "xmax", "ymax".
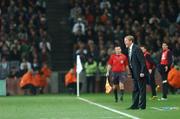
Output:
[{"xmin": 124, "ymin": 35, "xmax": 147, "ymax": 110}]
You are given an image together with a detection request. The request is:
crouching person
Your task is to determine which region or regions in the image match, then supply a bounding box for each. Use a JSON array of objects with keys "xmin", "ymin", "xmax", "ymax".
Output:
[
  {"xmin": 65, "ymin": 68, "xmax": 77, "ymax": 94},
  {"xmin": 65, "ymin": 68, "xmax": 82, "ymax": 94},
  {"xmin": 19, "ymin": 68, "xmax": 40, "ymax": 95},
  {"xmin": 39, "ymin": 63, "xmax": 52, "ymax": 94},
  {"xmin": 168, "ymin": 65, "xmax": 180, "ymax": 90}
]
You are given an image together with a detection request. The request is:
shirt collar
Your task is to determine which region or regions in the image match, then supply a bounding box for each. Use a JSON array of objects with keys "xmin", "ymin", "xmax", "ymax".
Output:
[{"xmin": 129, "ymin": 43, "xmax": 134, "ymax": 51}]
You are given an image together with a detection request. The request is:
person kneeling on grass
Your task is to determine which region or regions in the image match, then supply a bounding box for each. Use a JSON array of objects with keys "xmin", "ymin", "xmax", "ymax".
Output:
[
  {"xmin": 168, "ymin": 65, "xmax": 180, "ymax": 90},
  {"xmin": 39, "ymin": 63, "xmax": 52, "ymax": 94},
  {"xmin": 19, "ymin": 67, "xmax": 40, "ymax": 95},
  {"xmin": 65, "ymin": 68, "xmax": 82, "ymax": 94}
]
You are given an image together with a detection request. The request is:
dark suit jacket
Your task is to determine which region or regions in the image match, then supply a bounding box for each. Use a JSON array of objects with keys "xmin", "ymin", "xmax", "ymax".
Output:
[{"xmin": 129, "ymin": 44, "xmax": 147, "ymax": 80}]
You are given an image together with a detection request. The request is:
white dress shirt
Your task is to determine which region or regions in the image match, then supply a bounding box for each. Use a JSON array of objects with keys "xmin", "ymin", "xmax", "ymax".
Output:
[
  {"xmin": 128, "ymin": 43, "xmax": 133, "ymax": 68},
  {"xmin": 128, "ymin": 43, "xmax": 133, "ymax": 59}
]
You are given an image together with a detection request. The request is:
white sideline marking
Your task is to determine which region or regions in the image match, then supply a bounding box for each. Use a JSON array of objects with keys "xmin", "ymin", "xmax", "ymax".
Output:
[
  {"xmin": 100, "ymin": 117, "xmax": 123, "ymax": 119},
  {"xmin": 151, "ymin": 107, "xmax": 163, "ymax": 111},
  {"xmin": 78, "ymin": 97, "xmax": 140, "ymax": 119}
]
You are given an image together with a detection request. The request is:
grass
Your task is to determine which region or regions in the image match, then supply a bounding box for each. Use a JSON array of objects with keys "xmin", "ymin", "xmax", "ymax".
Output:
[{"xmin": 0, "ymin": 93, "xmax": 179, "ymax": 119}]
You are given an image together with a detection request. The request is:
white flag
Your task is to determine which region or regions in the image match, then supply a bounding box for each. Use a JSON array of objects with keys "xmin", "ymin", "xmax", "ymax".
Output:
[{"xmin": 76, "ymin": 55, "xmax": 83, "ymax": 74}]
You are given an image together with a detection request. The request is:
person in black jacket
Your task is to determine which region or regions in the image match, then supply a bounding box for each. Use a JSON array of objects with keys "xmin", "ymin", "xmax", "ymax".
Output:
[
  {"xmin": 124, "ymin": 35, "xmax": 148, "ymax": 110},
  {"xmin": 140, "ymin": 45, "xmax": 158, "ymax": 100}
]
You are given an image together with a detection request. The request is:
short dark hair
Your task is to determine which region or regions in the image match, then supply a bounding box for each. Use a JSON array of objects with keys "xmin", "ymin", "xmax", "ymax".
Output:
[
  {"xmin": 162, "ymin": 41, "xmax": 169, "ymax": 46},
  {"xmin": 140, "ymin": 44, "xmax": 147, "ymax": 49},
  {"xmin": 114, "ymin": 42, "xmax": 120, "ymax": 48}
]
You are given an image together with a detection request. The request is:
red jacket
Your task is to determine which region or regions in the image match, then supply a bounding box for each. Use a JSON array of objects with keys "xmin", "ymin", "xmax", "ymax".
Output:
[{"xmin": 144, "ymin": 51, "xmax": 155, "ymax": 70}]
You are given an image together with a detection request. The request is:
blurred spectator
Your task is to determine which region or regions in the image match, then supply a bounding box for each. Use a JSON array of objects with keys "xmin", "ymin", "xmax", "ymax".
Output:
[
  {"xmin": 98, "ymin": 49, "xmax": 108, "ymax": 92},
  {"xmin": 72, "ymin": 18, "xmax": 85, "ymax": 35},
  {"xmin": 84, "ymin": 8, "xmax": 95, "ymax": 27},
  {"xmin": 87, "ymin": 39, "xmax": 99, "ymax": 61},
  {"xmin": 84, "ymin": 55, "xmax": 97, "ymax": 93},
  {"xmin": 7, "ymin": 66, "xmax": 20, "ymax": 96},
  {"xmin": 100, "ymin": 0, "xmax": 111, "ymax": 10},
  {"xmin": 8, "ymin": 66, "xmax": 20, "ymax": 79},
  {"xmin": 32, "ymin": 58, "xmax": 39, "ymax": 70},
  {"xmin": 39, "ymin": 37, "xmax": 51, "ymax": 63},
  {"xmin": 20, "ymin": 58, "xmax": 32, "ymax": 75},
  {"xmin": 69, "ymin": 3, "xmax": 82, "ymax": 24},
  {"xmin": 9, "ymin": 46, "xmax": 20, "ymax": 61},
  {"xmin": 176, "ymin": 13, "xmax": 180, "ymax": 23},
  {"xmin": 0, "ymin": 57, "xmax": 10, "ymax": 80}
]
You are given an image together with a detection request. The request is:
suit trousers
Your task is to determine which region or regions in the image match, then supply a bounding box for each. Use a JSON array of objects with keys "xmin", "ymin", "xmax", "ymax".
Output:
[
  {"xmin": 131, "ymin": 78, "xmax": 146, "ymax": 109},
  {"xmin": 148, "ymin": 69, "xmax": 157, "ymax": 96}
]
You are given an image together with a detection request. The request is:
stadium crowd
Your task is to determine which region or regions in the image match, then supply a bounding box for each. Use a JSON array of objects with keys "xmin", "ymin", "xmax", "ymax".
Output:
[
  {"xmin": 0, "ymin": 0, "xmax": 51, "ymax": 77},
  {"xmin": 68, "ymin": 0, "xmax": 180, "ymax": 93},
  {"xmin": 0, "ymin": 0, "xmax": 179, "ymax": 95},
  {"xmin": 0, "ymin": 0, "xmax": 51, "ymax": 95}
]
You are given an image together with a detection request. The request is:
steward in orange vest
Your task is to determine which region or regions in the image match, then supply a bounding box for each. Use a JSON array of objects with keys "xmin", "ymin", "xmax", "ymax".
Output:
[
  {"xmin": 19, "ymin": 68, "xmax": 40, "ymax": 95},
  {"xmin": 65, "ymin": 68, "xmax": 78, "ymax": 94},
  {"xmin": 168, "ymin": 66, "xmax": 180, "ymax": 88},
  {"xmin": 39, "ymin": 63, "xmax": 52, "ymax": 94}
]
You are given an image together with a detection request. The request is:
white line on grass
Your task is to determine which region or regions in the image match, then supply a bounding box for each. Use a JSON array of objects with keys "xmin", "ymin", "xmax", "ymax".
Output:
[
  {"xmin": 100, "ymin": 117, "xmax": 123, "ymax": 119},
  {"xmin": 151, "ymin": 107, "xmax": 164, "ymax": 111},
  {"xmin": 78, "ymin": 97, "xmax": 140, "ymax": 119}
]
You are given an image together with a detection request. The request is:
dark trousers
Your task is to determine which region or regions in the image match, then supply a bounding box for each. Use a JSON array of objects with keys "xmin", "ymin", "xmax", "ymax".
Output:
[
  {"xmin": 86, "ymin": 76, "xmax": 96, "ymax": 93},
  {"xmin": 67, "ymin": 82, "xmax": 82, "ymax": 94},
  {"xmin": 149, "ymin": 69, "xmax": 157, "ymax": 96},
  {"xmin": 131, "ymin": 78, "xmax": 146, "ymax": 109},
  {"xmin": 22, "ymin": 84, "xmax": 37, "ymax": 95},
  {"xmin": 99, "ymin": 76, "xmax": 106, "ymax": 93},
  {"xmin": 159, "ymin": 65, "xmax": 169, "ymax": 98}
]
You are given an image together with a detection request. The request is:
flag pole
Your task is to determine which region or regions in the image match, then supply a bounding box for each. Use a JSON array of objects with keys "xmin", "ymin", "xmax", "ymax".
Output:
[
  {"xmin": 77, "ymin": 72, "xmax": 80, "ymax": 97},
  {"xmin": 76, "ymin": 55, "xmax": 82, "ymax": 97}
]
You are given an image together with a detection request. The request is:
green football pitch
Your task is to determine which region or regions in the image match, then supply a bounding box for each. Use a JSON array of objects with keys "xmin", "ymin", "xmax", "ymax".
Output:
[{"xmin": 0, "ymin": 93, "xmax": 179, "ymax": 119}]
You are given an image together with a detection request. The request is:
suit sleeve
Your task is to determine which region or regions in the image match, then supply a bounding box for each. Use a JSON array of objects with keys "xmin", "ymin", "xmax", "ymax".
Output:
[{"xmin": 136, "ymin": 47, "xmax": 146, "ymax": 73}]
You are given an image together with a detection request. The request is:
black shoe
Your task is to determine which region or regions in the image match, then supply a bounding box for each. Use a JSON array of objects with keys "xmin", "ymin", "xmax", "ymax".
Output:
[
  {"xmin": 127, "ymin": 107, "xmax": 139, "ymax": 110},
  {"xmin": 120, "ymin": 96, "xmax": 123, "ymax": 101},
  {"xmin": 115, "ymin": 97, "xmax": 118, "ymax": 103}
]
